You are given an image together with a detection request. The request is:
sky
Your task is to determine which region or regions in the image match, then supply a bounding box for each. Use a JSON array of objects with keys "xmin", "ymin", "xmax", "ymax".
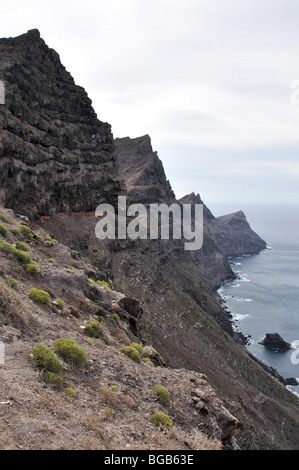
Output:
[{"xmin": 1, "ymin": 0, "xmax": 299, "ymax": 213}]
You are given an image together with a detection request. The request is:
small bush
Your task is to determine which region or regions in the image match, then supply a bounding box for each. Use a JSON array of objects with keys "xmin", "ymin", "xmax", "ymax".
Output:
[
  {"xmin": 44, "ymin": 236, "xmax": 58, "ymax": 246},
  {"xmin": 149, "ymin": 412, "xmax": 173, "ymax": 428},
  {"xmin": 14, "ymin": 249, "xmax": 32, "ymax": 264},
  {"xmin": 24, "ymin": 262, "xmax": 40, "ymax": 274},
  {"xmin": 104, "ymin": 407, "xmax": 114, "ymax": 417},
  {"xmin": 85, "ymin": 319, "xmax": 102, "ymax": 338},
  {"xmin": 0, "ymin": 268, "xmax": 4, "ymax": 276},
  {"xmin": 56, "ymin": 298, "xmax": 65, "ymax": 310},
  {"xmin": 113, "ymin": 313, "xmax": 120, "ymax": 321},
  {"xmin": 15, "ymin": 241, "xmax": 30, "ymax": 252},
  {"xmin": 29, "ymin": 287, "xmax": 51, "ymax": 306},
  {"xmin": 0, "ymin": 240, "xmax": 14, "ymax": 254},
  {"xmin": 65, "ymin": 387, "xmax": 76, "ymax": 397},
  {"xmin": 8, "ymin": 278, "xmax": 18, "ymax": 289},
  {"xmin": 44, "ymin": 371, "xmax": 63, "ymax": 389},
  {"xmin": 130, "ymin": 342, "xmax": 144, "ymax": 356},
  {"xmin": 96, "ymin": 280, "xmax": 111, "ymax": 290},
  {"xmin": 54, "ymin": 338, "xmax": 87, "ymax": 368},
  {"xmin": 63, "ymin": 265, "xmax": 76, "ymax": 270},
  {"xmin": 0, "ymin": 225, "xmax": 8, "ymax": 237},
  {"xmin": 0, "ymin": 213, "xmax": 12, "ymax": 224},
  {"xmin": 87, "ymin": 277, "xmax": 95, "ymax": 284},
  {"xmin": 30, "ymin": 344, "xmax": 62, "ymax": 374},
  {"xmin": 47, "ymin": 258, "xmax": 55, "ymax": 264},
  {"xmin": 119, "ymin": 346, "xmax": 141, "ymax": 363},
  {"xmin": 152, "ymin": 385, "xmax": 171, "ymax": 406},
  {"xmin": 19, "ymin": 225, "xmax": 34, "ymax": 238}
]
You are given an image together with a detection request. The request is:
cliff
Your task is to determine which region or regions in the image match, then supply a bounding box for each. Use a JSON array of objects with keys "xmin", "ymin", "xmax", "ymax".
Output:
[
  {"xmin": 0, "ymin": 30, "xmax": 299, "ymax": 451},
  {"xmin": 179, "ymin": 193, "xmax": 267, "ymax": 257},
  {"xmin": 0, "ymin": 29, "xmax": 124, "ymax": 218}
]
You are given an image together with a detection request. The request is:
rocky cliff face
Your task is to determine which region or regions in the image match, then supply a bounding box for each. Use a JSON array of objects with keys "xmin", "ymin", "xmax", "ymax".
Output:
[
  {"xmin": 1, "ymin": 30, "xmax": 299, "ymax": 451},
  {"xmin": 0, "ymin": 29, "xmax": 124, "ymax": 218},
  {"xmin": 179, "ymin": 193, "xmax": 267, "ymax": 257}
]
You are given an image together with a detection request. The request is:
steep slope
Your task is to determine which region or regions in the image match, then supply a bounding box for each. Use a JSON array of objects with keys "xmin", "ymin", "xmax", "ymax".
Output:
[
  {"xmin": 0, "ymin": 30, "xmax": 299, "ymax": 451},
  {"xmin": 0, "ymin": 29, "xmax": 124, "ymax": 218}
]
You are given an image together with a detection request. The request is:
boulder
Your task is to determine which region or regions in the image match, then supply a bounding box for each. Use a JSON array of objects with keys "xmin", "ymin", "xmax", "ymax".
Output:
[{"xmin": 259, "ymin": 333, "xmax": 291, "ymax": 351}]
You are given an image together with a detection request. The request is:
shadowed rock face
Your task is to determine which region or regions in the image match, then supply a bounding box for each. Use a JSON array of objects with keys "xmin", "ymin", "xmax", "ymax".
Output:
[
  {"xmin": 0, "ymin": 29, "xmax": 124, "ymax": 218},
  {"xmin": 179, "ymin": 193, "xmax": 267, "ymax": 257}
]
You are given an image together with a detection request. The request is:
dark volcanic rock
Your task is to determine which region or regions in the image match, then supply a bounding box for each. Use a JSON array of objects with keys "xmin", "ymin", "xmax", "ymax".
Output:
[
  {"xmin": 259, "ymin": 333, "xmax": 291, "ymax": 351},
  {"xmin": 115, "ymin": 135, "xmax": 176, "ymax": 205},
  {"xmin": 180, "ymin": 193, "xmax": 267, "ymax": 257},
  {"xmin": 0, "ymin": 29, "xmax": 124, "ymax": 218}
]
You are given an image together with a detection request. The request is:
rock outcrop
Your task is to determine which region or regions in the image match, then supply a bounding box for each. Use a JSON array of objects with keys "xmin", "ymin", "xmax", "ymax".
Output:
[
  {"xmin": 179, "ymin": 193, "xmax": 267, "ymax": 257},
  {"xmin": 259, "ymin": 333, "xmax": 291, "ymax": 351},
  {"xmin": 0, "ymin": 29, "xmax": 124, "ymax": 218}
]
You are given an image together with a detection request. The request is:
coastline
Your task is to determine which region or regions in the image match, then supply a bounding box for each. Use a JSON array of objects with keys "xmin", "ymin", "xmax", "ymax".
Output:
[{"xmin": 217, "ymin": 250, "xmax": 299, "ymax": 395}]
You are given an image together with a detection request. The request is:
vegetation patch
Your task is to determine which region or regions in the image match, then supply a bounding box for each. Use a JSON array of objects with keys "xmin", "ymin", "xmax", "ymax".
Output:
[
  {"xmin": 152, "ymin": 385, "xmax": 171, "ymax": 406},
  {"xmin": 149, "ymin": 412, "xmax": 173, "ymax": 428},
  {"xmin": 96, "ymin": 280, "xmax": 111, "ymax": 290},
  {"xmin": 30, "ymin": 344, "xmax": 63, "ymax": 374},
  {"xmin": 8, "ymin": 278, "xmax": 18, "ymax": 290},
  {"xmin": 119, "ymin": 345, "xmax": 141, "ymax": 363},
  {"xmin": 29, "ymin": 287, "xmax": 51, "ymax": 306},
  {"xmin": 0, "ymin": 224, "xmax": 8, "ymax": 237},
  {"xmin": 54, "ymin": 338, "xmax": 87, "ymax": 368},
  {"xmin": 15, "ymin": 241, "xmax": 30, "ymax": 252},
  {"xmin": 0, "ymin": 213, "xmax": 12, "ymax": 224},
  {"xmin": 85, "ymin": 318, "xmax": 102, "ymax": 338}
]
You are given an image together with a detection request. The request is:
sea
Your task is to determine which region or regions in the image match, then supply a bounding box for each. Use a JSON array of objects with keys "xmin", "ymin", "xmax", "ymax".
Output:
[{"xmin": 209, "ymin": 202, "xmax": 299, "ymax": 398}]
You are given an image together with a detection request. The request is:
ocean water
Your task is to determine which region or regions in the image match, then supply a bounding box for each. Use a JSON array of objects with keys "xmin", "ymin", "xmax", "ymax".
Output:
[{"xmin": 210, "ymin": 203, "xmax": 299, "ymax": 397}]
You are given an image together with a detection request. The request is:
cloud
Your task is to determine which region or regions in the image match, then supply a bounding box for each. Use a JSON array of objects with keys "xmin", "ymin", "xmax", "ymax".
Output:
[{"xmin": 0, "ymin": 0, "xmax": 299, "ymax": 205}]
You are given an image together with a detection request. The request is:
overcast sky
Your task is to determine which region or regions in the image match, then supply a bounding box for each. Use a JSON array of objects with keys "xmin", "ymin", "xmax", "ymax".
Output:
[{"xmin": 1, "ymin": 0, "xmax": 299, "ymax": 212}]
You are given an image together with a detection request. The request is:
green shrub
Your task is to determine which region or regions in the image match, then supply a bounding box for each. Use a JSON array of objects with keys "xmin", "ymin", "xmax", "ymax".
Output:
[
  {"xmin": 87, "ymin": 277, "xmax": 95, "ymax": 284},
  {"xmin": 130, "ymin": 342, "xmax": 144, "ymax": 356},
  {"xmin": 44, "ymin": 371, "xmax": 63, "ymax": 389},
  {"xmin": 104, "ymin": 407, "xmax": 114, "ymax": 417},
  {"xmin": 8, "ymin": 278, "xmax": 18, "ymax": 289},
  {"xmin": 0, "ymin": 213, "xmax": 12, "ymax": 224},
  {"xmin": 97, "ymin": 308, "xmax": 109, "ymax": 318},
  {"xmin": 47, "ymin": 258, "xmax": 55, "ymax": 264},
  {"xmin": 24, "ymin": 262, "xmax": 40, "ymax": 274},
  {"xmin": 0, "ymin": 240, "xmax": 14, "ymax": 254},
  {"xmin": 96, "ymin": 280, "xmax": 111, "ymax": 290},
  {"xmin": 13, "ymin": 249, "xmax": 32, "ymax": 264},
  {"xmin": 54, "ymin": 338, "xmax": 87, "ymax": 368},
  {"xmin": 29, "ymin": 288, "xmax": 51, "ymax": 306},
  {"xmin": 30, "ymin": 344, "xmax": 62, "ymax": 373},
  {"xmin": 85, "ymin": 319, "xmax": 102, "ymax": 338},
  {"xmin": 19, "ymin": 225, "xmax": 34, "ymax": 238},
  {"xmin": 149, "ymin": 412, "xmax": 173, "ymax": 428},
  {"xmin": 113, "ymin": 313, "xmax": 120, "ymax": 321},
  {"xmin": 11, "ymin": 227, "xmax": 20, "ymax": 235},
  {"xmin": 15, "ymin": 241, "xmax": 30, "ymax": 252},
  {"xmin": 0, "ymin": 225, "xmax": 8, "ymax": 237},
  {"xmin": 152, "ymin": 385, "xmax": 171, "ymax": 406},
  {"xmin": 65, "ymin": 387, "xmax": 76, "ymax": 397},
  {"xmin": 56, "ymin": 298, "xmax": 65, "ymax": 310},
  {"xmin": 44, "ymin": 236, "xmax": 58, "ymax": 246},
  {"xmin": 119, "ymin": 346, "xmax": 141, "ymax": 364}
]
